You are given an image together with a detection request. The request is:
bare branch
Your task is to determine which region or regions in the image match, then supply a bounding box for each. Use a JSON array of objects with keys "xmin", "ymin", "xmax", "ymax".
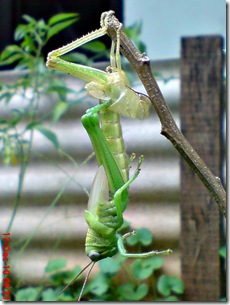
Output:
[{"xmin": 104, "ymin": 11, "xmax": 226, "ymax": 217}]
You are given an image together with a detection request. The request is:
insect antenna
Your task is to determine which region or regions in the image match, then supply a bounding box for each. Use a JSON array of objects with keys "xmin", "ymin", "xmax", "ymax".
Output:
[
  {"xmin": 77, "ymin": 261, "xmax": 95, "ymax": 301},
  {"xmin": 58, "ymin": 261, "xmax": 94, "ymax": 297}
]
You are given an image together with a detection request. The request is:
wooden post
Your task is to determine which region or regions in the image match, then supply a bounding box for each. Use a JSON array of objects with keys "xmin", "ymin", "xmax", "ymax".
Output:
[{"xmin": 180, "ymin": 36, "xmax": 224, "ymax": 301}]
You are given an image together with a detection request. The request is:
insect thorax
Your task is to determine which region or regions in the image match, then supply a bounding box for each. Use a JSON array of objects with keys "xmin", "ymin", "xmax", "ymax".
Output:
[{"xmin": 85, "ymin": 228, "xmax": 118, "ymax": 261}]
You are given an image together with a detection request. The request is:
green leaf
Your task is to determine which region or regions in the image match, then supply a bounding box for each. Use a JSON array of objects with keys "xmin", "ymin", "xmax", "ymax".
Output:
[
  {"xmin": 219, "ymin": 245, "xmax": 226, "ymax": 259},
  {"xmin": 0, "ymin": 45, "xmax": 23, "ymax": 66},
  {"xmin": 15, "ymin": 287, "xmax": 40, "ymax": 301},
  {"xmin": 132, "ymin": 257, "xmax": 163, "ymax": 280},
  {"xmin": 118, "ymin": 283, "xmax": 148, "ymax": 301},
  {"xmin": 26, "ymin": 122, "xmax": 60, "ymax": 149},
  {"xmin": 14, "ymin": 24, "xmax": 33, "ymax": 41},
  {"xmin": 61, "ymin": 265, "xmax": 82, "ymax": 285},
  {"xmin": 126, "ymin": 227, "xmax": 153, "ymax": 246},
  {"xmin": 48, "ymin": 13, "xmax": 79, "ymax": 26},
  {"xmin": 157, "ymin": 275, "xmax": 185, "ymax": 297},
  {"xmin": 159, "ymin": 295, "xmax": 180, "ymax": 301},
  {"xmin": 49, "ymin": 273, "xmax": 65, "ymax": 286},
  {"xmin": 0, "ymin": 119, "xmax": 8, "ymax": 125},
  {"xmin": 47, "ymin": 85, "xmax": 78, "ymax": 101},
  {"xmin": 47, "ymin": 18, "xmax": 79, "ymax": 40},
  {"xmin": 48, "ymin": 265, "xmax": 81, "ymax": 286},
  {"xmin": 137, "ymin": 227, "xmax": 153, "ymax": 246},
  {"xmin": 22, "ymin": 15, "xmax": 36, "ymax": 24},
  {"xmin": 125, "ymin": 22, "xmax": 142, "ymax": 39},
  {"xmin": 0, "ymin": 53, "xmax": 23, "ymax": 66},
  {"xmin": 36, "ymin": 19, "xmax": 48, "ymax": 41},
  {"xmin": 52, "ymin": 101, "xmax": 70, "ymax": 123},
  {"xmin": 61, "ymin": 52, "xmax": 91, "ymax": 65},
  {"xmin": 124, "ymin": 21, "xmax": 146, "ymax": 53},
  {"xmin": 36, "ymin": 126, "xmax": 60, "ymax": 150},
  {"xmin": 88, "ymin": 273, "xmax": 109, "ymax": 296},
  {"xmin": 99, "ymin": 255, "xmax": 126, "ymax": 275},
  {"xmin": 21, "ymin": 35, "xmax": 36, "ymax": 53},
  {"xmin": 81, "ymin": 41, "xmax": 107, "ymax": 53},
  {"xmin": 0, "ymin": 45, "xmax": 22, "ymax": 60},
  {"xmin": 0, "ymin": 91, "xmax": 13, "ymax": 104},
  {"xmin": 58, "ymin": 292, "xmax": 76, "ymax": 301},
  {"xmin": 37, "ymin": 18, "xmax": 47, "ymax": 31},
  {"xmin": 45, "ymin": 258, "xmax": 66, "ymax": 273},
  {"xmin": 41, "ymin": 288, "xmax": 57, "ymax": 301}
]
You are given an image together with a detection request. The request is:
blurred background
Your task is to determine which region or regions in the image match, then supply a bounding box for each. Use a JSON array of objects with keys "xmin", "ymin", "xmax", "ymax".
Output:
[
  {"xmin": 0, "ymin": 0, "xmax": 226, "ymax": 301},
  {"xmin": 0, "ymin": 0, "xmax": 226, "ymax": 58}
]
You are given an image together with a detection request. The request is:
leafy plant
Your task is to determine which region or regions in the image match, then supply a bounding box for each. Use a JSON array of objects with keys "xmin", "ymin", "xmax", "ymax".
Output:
[
  {"xmin": 12, "ymin": 228, "xmax": 184, "ymax": 301},
  {"xmin": 0, "ymin": 14, "xmax": 183, "ymax": 302},
  {"xmin": 0, "ymin": 12, "xmax": 102, "ymax": 300},
  {"xmin": 0, "ymin": 13, "xmax": 78, "ymax": 163},
  {"xmin": 219, "ymin": 245, "xmax": 226, "ymax": 260},
  {"xmin": 0, "ymin": 13, "xmax": 104, "ymax": 235},
  {"xmin": 124, "ymin": 21, "xmax": 146, "ymax": 53},
  {"xmin": 219, "ymin": 244, "xmax": 226, "ymax": 301}
]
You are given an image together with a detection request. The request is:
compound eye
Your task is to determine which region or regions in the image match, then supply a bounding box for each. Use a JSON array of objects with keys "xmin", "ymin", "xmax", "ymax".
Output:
[{"xmin": 88, "ymin": 251, "xmax": 100, "ymax": 261}]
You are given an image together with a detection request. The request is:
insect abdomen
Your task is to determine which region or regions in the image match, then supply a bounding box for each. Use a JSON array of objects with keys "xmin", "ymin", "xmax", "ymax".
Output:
[
  {"xmin": 100, "ymin": 107, "xmax": 128, "ymax": 183},
  {"xmin": 96, "ymin": 200, "xmax": 119, "ymax": 229}
]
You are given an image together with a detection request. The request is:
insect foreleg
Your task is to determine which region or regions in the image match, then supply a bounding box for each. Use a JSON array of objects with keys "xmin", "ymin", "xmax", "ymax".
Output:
[
  {"xmin": 81, "ymin": 112, "xmax": 126, "ymax": 201},
  {"xmin": 85, "ymin": 100, "xmax": 112, "ymax": 115},
  {"xmin": 112, "ymin": 155, "xmax": 144, "ymax": 225},
  {"xmin": 117, "ymin": 231, "xmax": 173, "ymax": 258}
]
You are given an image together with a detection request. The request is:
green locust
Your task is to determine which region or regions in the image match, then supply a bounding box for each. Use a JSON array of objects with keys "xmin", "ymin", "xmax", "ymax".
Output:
[
  {"xmin": 47, "ymin": 11, "xmax": 151, "ymax": 183},
  {"xmin": 46, "ymin": 10, "xmax": 172, "ymax": 301}
]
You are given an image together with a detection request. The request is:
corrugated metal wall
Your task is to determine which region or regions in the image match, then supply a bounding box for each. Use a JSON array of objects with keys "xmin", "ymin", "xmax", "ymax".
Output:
[{"xmin": 0, "ymin": 60, "xmax": 181, "ymax": 286}]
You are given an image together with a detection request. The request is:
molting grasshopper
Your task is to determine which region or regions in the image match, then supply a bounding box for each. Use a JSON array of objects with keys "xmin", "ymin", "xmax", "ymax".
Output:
[{"xmin": 46, "ymin": 10, "xmax": 172, "ymax": 301}]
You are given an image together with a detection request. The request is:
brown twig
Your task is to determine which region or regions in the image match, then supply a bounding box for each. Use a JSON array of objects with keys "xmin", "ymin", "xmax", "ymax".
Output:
[{"xmin": 104, "ymin": 11, "xmax": 226, "ymax": 217}]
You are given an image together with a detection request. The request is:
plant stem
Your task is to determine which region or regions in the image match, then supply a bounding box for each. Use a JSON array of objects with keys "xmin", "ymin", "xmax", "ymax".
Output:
[
  {"xmin": 104, "ymin": 12, "xmax": 226, "ymax": 217},
  {"xmin": 6, "ymin": 59, "xmax": 41, "ymax": 232}
]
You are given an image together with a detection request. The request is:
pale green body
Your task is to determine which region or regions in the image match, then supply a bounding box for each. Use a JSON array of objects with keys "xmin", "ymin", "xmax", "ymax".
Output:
[
  {"xmin": 47, "ymin": 12, "xmax": 151, "ymax": 185},
  {"xmin": 47, "ymin": 11, "xmax": 172, "ymax": 299}
]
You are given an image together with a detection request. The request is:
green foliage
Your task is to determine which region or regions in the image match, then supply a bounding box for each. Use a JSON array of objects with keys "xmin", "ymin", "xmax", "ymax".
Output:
[
  {"xmin": 14, "ymin": 228, "xmax": 183, "ymax": 301},
  {"xmin": 118, "ymin": 283, "xmax": 149, "ymax": 301},
  {"xmin": 0, "ymin": 14, "xmax": 88, "ymax": 302},
  {"xmin": 1, "ymin": 13, "xmax": 184, "ymax": 302},
  {"xmin": 15, "ymin": 287, "xmax": 40, "ymax": 301},
  {"xmin": 126, "ymin": 227, "xmax": 153, "ymax": 246},
  {"xmin": 41, "ymin": 288, "xmax": 58, "ymax": 301},
  {"xmin": 0, "ymin": 13, "xmax": 80, "ymax": 167},
  {"xmin": 1, "ymin": 13, "xmax": 79, "ymax": 68},
  {"xmin": 219, "ymin": 245, "xmax": 226, "ymax": 259},
  {"xmin": 157, "ymin": 275, "xmax": 184, "ymax": 298},
  {"xmin": 12, "ymin": 228, "xmax": 184, "ymax": 301},
  {"xmin": 77, "ymin": 228, "xmax": 184, "ymax": 301},
  {"xmin": 98, "ymin": 254, "xmax": 126, "ymax": 274},
  {"xmin": 219, "ymin": 244, "xmax": 226, "ymax": 301},
  {"xmin": 45, "ymin": 258, "xmax": 67, "ymax": 273},
  {"xmin": 132, "ymin": 257, "xmax": 163, "ymax": 279},
  {"xmin": 124, "ymin": 21, "xmax": 146, "ymax": 53}
]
